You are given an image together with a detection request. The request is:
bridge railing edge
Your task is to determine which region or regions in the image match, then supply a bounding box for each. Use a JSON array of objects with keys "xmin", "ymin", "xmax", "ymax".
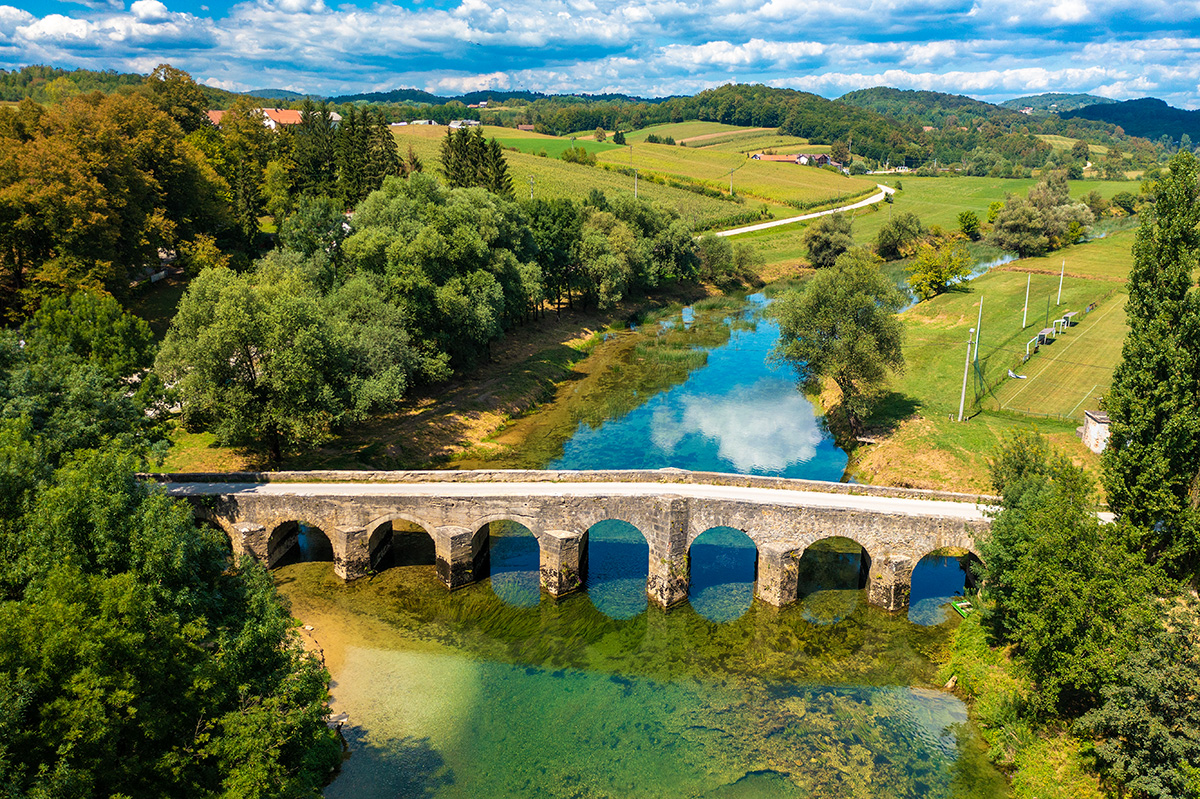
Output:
[{"xmin": 139, "ymin": 468, "xmax": 1000, "ymax": 506}]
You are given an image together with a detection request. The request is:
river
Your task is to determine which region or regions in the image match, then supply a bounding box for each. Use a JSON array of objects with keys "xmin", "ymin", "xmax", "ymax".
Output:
[{"xmin": 275, "ymin": 294, "xmax": 1007, "ymax": 798}]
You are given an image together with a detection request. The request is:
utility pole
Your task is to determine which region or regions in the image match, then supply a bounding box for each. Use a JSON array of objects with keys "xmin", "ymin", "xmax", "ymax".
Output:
[
  {"xmin": 974, "ymin": 296, "xmax": 984, "ymax": 369},
  {"xmin": 1057, "ymin": 258, "xmax": 1065, "ymax": 305},
  {"xmin": 958, "ymin": 327, "xmax": 976, "ymax": 422},
  {"xmin": 634, "ymin": 168, "xmax": 638, "ymax": 199},
  {"xmin": 529, "ymin": 175, "xmax": 534, "ymax": 200},
  {"xmin": 1022, "ymin": 273, "xmax": 1030, "ymax": 328}
]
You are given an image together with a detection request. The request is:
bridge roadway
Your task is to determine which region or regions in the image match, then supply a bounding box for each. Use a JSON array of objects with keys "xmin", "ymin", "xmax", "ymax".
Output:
[{"xmin": 157, "ymin": 469, "xmax": 993, "ymax": 612}]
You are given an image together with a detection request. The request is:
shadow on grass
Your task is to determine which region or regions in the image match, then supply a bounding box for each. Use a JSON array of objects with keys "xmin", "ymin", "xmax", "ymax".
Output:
[{"xmin": 864, "ymin": 391, "xmax": 922, "ymax": 437}]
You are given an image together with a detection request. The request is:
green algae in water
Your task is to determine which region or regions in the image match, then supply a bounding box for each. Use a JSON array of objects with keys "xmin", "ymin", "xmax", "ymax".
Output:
[{"xmin": 277, "ymin": 562, "xmax": 1010, "ymax": 799}]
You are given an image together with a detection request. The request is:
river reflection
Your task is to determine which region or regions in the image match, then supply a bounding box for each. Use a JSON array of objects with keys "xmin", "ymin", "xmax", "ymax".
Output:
[{"xmin": 548, "ymin": 296, "xmax": 847, "ymax": 478}]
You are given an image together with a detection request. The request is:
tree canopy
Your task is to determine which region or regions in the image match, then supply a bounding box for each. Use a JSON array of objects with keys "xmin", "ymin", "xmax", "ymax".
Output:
[
  {"xmin": 774, "ymin": 247, "xmax": 906, "ymax": 436},
  {"xmin": 1102, "ymin": 150, "xmax": 1200, "ymax": 581}
]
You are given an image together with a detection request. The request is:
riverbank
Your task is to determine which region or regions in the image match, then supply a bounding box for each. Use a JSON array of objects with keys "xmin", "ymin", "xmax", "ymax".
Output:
[{"xmin": 938, "ymin": 613, "xmax": 1104, "ymax": 798}]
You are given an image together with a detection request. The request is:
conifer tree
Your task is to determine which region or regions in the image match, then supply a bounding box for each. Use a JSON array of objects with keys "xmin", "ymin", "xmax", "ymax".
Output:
[
  {"xmin": 1102, "ymin": 150, "xmax": 1200, "ymax": 579},
  {"xmin": 484, "ymin": 137, "xmax": 513, "ymax": 197},
  {"xmin": 294, "ymin": 99, "xmax": 336, "ymax": 196}
]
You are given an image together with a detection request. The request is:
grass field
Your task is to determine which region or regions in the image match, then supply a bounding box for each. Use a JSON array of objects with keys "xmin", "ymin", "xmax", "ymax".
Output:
[
  {"xmin": 494, "ymin": 135, "xmax": 624, "ymax": 158},
  {"xmin": 1036, "ymin": 134, "xmax": 1109, "ymax": 156},
  {"xmin": 622, "ymin": 121, "xmax": 749, "ymax": 142},
  {"xmin": 844, "ymin": 225, "xmax": 1134, "ymax": 492},
  {"xmin": 732, "ymin": 176, "xmax": 1139, "ymax": 273},
  {"xmin": 596, "ymin": 141, "xmax": 877, "ymax": 207},
  {"xmin": 391, "ymin": 125, "xmax": 750, "ymax": 226}
]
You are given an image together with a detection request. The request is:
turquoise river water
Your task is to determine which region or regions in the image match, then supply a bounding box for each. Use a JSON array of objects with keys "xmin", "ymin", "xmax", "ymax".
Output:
[{"xmin": 275, "ymin": 295, "xmax": 1006, "ymax": 798}]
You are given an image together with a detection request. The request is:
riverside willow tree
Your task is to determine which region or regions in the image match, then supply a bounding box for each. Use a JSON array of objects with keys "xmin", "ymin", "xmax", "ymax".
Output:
[
  {"xmin": 1102, "ymin": 150, "xmax": 1200, "ymax": 581},
  {"xmin": 774, "ymin": 247, "xmax": 906, "ymax": 437},
  {"xmin": 801, "ymin": 213, "xmax": 853, "ymax": 269}
]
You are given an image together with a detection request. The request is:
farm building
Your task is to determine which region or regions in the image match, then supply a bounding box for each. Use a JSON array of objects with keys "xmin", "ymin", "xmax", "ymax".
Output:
[{"xmin": 1081, "ymin": 410, "xmax": 1111, "ymax": 454}]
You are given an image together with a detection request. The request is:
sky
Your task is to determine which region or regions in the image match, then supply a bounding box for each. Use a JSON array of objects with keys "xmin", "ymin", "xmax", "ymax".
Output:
[{"xmin": 1, "ymin": 0, "xmax": 1198, "ymax": 108}]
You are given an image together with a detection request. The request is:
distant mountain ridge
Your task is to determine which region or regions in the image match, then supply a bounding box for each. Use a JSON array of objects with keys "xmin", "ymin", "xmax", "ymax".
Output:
[
  {"xmin": 327, "ymin": 87, "xmax": 667, "ymax": 105},
  {"xmin": 243, "ymin": 88, "xmax": 316, "ymax": 100},
  {"xmin": 1061, "ymin": 97, "xmax": 1200, "ymax": 141},
  {"xmin": 1000, "ymin": 93, "xmax": 1116, "ymax": 113}
]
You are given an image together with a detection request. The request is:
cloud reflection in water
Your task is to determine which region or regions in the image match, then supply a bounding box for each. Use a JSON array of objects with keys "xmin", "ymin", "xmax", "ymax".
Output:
[{"xmin": 651, "ymin": 377, "xmax": 824, "ymax": 472}]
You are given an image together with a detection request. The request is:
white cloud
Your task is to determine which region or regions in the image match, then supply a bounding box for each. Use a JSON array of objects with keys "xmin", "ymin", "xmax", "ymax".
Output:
[{"xmin": 130, "ymin": 0, "xmax": 172, "ymax": 23}]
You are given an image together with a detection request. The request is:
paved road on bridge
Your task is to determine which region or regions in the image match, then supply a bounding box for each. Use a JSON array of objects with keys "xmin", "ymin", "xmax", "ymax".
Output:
[{"xmin": 165, "ymin": 480, "xmax": 993, "ymax": 522}]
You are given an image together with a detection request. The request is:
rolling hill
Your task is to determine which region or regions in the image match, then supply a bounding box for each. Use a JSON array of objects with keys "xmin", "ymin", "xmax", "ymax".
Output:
[{"xmin": 1061, "ymin": 98, "xmax": 1200, "ymax": 142}]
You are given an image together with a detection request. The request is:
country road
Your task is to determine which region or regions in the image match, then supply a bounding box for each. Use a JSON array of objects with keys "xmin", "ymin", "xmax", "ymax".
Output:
[{"xmin": 715, "ymin": 183, "xmax": 896, "ymax": 237}]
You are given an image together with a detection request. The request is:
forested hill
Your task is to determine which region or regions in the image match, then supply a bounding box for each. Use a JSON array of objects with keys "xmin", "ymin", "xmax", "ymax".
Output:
[
  {"xmin": 0, "ymin": 64, "xmax": 240, "ymax": 106},
  {"xmin": 837, "ymin": 87, "xmax": 1015, "ymax": 127},
  {"xmin": 999, "ymin": 93, "xmax": 1116, "ymax": 113},
  {"xmin": 329, "ymin": 88, "xmax": 662, "ymax": 105},
  {"xmin": 1062, "ymin": 97, "xmax": 1200, "ymax": 142}
]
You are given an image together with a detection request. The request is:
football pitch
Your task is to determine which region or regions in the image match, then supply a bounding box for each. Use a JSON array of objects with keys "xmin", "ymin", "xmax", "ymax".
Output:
[{"xmin": 990, "ymin": 291, "xmax": 1128, "ymax": 420}]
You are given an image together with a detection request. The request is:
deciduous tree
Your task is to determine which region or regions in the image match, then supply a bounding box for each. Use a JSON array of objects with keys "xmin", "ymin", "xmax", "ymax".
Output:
[{"xmin": 774, "ymin": 247, "xmax": 905, "ymax": 436}]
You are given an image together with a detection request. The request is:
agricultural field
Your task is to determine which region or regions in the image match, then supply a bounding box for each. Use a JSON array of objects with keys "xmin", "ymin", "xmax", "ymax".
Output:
[
  {"xmin": 390, "ymin": 125, "xmax": 753, "ymax": 228},
  {"xmin": 1036, "ymin": 134, "xmax": 1110, "ymax": 156},
  {"xmin": 622, "ymin": 121, "xmax": 751, "ymax": 142},
  {"xmin": 703, "ymin": 136, "xmax": 825, "ymax": 154},
  {"xmin": 596, "ymin": 141, "xmax": 876, "ymax": 207}
]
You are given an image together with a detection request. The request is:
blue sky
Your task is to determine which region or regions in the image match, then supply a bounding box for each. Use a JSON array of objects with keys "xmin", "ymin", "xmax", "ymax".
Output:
[{"xmin": 2, "ymin": 0, "xmax": 1198, "ymax": 107}]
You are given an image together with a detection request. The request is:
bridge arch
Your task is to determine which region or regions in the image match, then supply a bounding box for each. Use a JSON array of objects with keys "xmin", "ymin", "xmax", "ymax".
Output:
[
  {"xmin": 908, "ymin": 546, "xmax": 981, "ymax": 626},
  {"xmin": 266, "ymin": 519, "xmax": 336, "ymax": 569},
  {"xmin": 364, "ymin": 513, "xmax": 439, "ymax": 572},
  {"xmin": 582, "ymin": 518, "xmax": 650, "ymax": 619},
  {"xmin": 688, "ymin": 526, "xmax": 758, "ymax": 622}
]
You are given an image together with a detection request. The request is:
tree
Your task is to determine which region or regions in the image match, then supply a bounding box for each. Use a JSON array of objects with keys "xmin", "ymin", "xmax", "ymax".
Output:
[
  {"xmin": 1102, "ymin": 150, "xmax": 1200, "ymax": 581},
  {"xmin": 20, "ymin": 290, "xmax": 155, "ymax": 379},
  {"xmin": 1070, "ymin": 138, "xmax": 1091, "ymax": 162},
  {"xmin": 874, "ymin": 211, "xmax": 923, "ymax": 260},
  {"xmin": 595, "ymin": 127, "xmax": 606, "ymax": 142},
  {"xmin": 958, "ymin": 210, "xmax": 981, "ymax": 240},
  {"xmin": 1078, "ymin": 602, "xmax": 1200, "ymax": 799},
  {"xmin": 0, "ymin": 445, "xmax": 341, "ymax": 797},
  {"xmin": 774, "ymin": 248, "xmax": 905, "ymax": 436},
  {"xmin": 906, "ymin": 239, "xmax": 972, "ymax": 300},
  {"xmin": 830, "ymin": 140, "xmax": 850, "ymax": 163},
  {"xmin": 978, "ymin": 431, "xmax": 1162, "ymax": 714},
  {"xmin": 613, "ymin": 129, "xmax": 626, "ymax": 145},
  {"xmin": 144, "ymin": 63, "xmax": 206, "ymax": 133},
  {"xmin": 802, "ymin": 213, "xmax": 853, "ymax": 269},
  {"xmin": 155, "ymin": 255, "xmax": 417, "ymax": 462},
  {"xmin": 293, "ymin": 99, "xmax": 337, "ymax": 196}
]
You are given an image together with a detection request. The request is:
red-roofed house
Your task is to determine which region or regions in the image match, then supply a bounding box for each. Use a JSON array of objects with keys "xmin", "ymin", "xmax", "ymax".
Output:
[{"xmin": 205, "ymin": 107, "xmax": 310, "ymax": 130}]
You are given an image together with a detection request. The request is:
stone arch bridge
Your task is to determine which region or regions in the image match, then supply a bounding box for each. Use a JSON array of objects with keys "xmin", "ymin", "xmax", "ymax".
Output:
[{"xmin": 153, "ymin": 469, "xmax": 993, "ymax": 612}]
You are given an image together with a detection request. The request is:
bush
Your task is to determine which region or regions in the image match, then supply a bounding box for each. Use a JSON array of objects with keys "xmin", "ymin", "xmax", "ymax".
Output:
[{"xmin": 561, "ymin": 146, "xmax": 596, "ymax": 166}]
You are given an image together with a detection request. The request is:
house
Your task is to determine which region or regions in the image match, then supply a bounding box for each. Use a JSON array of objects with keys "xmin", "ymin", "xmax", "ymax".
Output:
[
  {"xmin": 751, "ymin": 153, "xmax": 802, "ymax": 162},
  {"xmin": 448, "ymin": 119, "xmax": 482, "ymax": 129},
  {"xmin": 390, "ymin": 121, "xmax": 409, "ymax": 127},
  {"xmin": 1081, "ymin": 410, "xmax": 1111, "ymax": 454},
  {"xmin": 411, "ymin": 119, "xmax": 436, "ymax": 126},
  {"xmin": 796, "ymin": 153, "xmax": 833, "ymax": 166},
  {"xmin": 205, "ymin": 107, "xmax": 317, "ymax": 130},
  {"xmin": 517, "ymin": 124, "xmax": 536, "ymax": 131},
  {"xmin": 467, "ymin": 101, "xmax": 489, "ymax": 109}
]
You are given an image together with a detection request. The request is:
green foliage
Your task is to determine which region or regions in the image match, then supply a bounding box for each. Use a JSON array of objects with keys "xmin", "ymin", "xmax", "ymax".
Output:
[
  {"xmin": 561, "ymin": 145, "xmax": 598, "ymax": 166},
  {"xmin": 990, "ymin": 174, "xmax": 1094, "ymax": 257},
  {"xmin": 644, "ymin": 133, "xmax": 676, "ymax": 145},
  {"xmin": 905, "ymin": 239, "xmax": 972, "ymax": 301},
  {"xmin": 802, "ymin": 212, "xmax": 853, "ymax": 268},
  {"xmin": 774, "ymin": 247, "xmax": 906, "ymax": 435},
  {"xmin": 0, "ymin": 92, "xmax": 230, "ymax": 320},
  {"xmin": 155, "ymin": 257, "xmax": 423, "ymax": 461},
  {"xmin": 612, "ymin": 129, "xmax": 626, "ymax": 145},
  {"xmin": 279, "ymin": 195, "xmax": 347, "ymax": 265},
  {"xmin": 0, "ymin": 446, "xmax": 340, "ymax": 798},
  {"xmin": 695, "ymin": 233, "xmax": 761, "ymax": 288},
  {"xmin": 980, "ymin": 431, "xmax": 1164, "ymax": 715},
  {"xmin": 1071, "ymin": 139, "xmax": 1091, "ymax": 161},
  {"xmin": 1102, "ymin": 150, "xmax": 1200, "ymax": 581},
  {"xmin": 145, "ymin": 63, "xmax": 208, "ymax": 134},
  {"xmin": 1078, "ymin": 601, "xmax": 1200, "ymax": 799},
  {"xmin": 1111, "ymin": 191, "xmax": 1139, "ymax": 215},
  {"xmin": 958, "ymin": 210, "xmax": 981, "ymax": 240},
  {"xmin": 875, "ymin": 211, "xmax": 924, "ymax": 260},
  {"xmin": 439, "ymin": 127, "xmax": 514, "ymax": 196},
  {"xmin": 20, "ymin": 290, "xmax": 155, "ymax": 379}
]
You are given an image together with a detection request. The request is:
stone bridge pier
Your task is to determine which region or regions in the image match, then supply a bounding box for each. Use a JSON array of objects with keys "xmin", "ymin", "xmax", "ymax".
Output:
[{"xmin": 174, "ymin": 473, "xmax": 989, "ymax": 613}]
